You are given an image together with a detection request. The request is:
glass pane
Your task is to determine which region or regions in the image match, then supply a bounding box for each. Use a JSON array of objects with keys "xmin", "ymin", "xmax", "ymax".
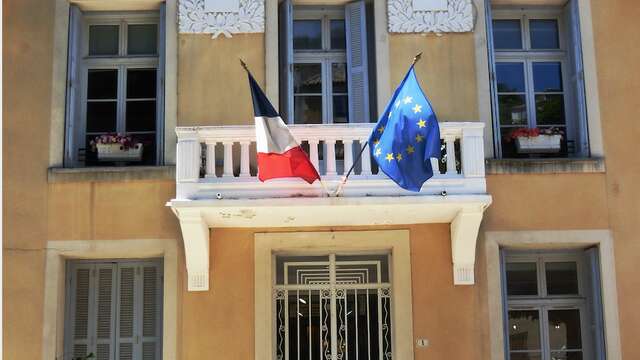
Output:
[
  {"xmin": 551, "ymin": 352, "xmax": 583, "ymax": 360},
  {"xmin": 86, "ymin": 102, "xmax": 117, "ymax": 132},
  {"xmin": 126, "ymin": 100, "xmax": 156, "ymax": 132},
  {"xmin": 127, "ymin": 24, "xmax": 158, "ymax": 55},
  {"xmin": 510, "ymin": 353, "xmax": 543, "ymax": 360},
  {"xmin": 533, "ymin": 62, "xmax": 563, "ymax": 92},
  {"xmin": 546, "ymin": 262, "xmax": 579, "ymax": 295},
  {"xmin": 332, "ymin": 63, "xmax": 347, "ymax": 93},
  {"xmin": 333, "ymin": 96, "xmax": 348, "ymax": 123},
  {"xmin": 506, "ymin": 262, "xmax": 538, "ymax": 296},
  {"xmin": 293, "ymin": 20, "xmax": 322, "ymax": 49},
  {"xmin": 496, "ymin": 63, "xmax": 526, "ymax": 92},
  {"xmin": 493, "ymin": 20, "xmax": 523, "ymax": 49},
  {"xmin": 509, "ymin": 310, "xmax": 541, "ymax": 351},
  {"xmin": 548, "ymin": 309, "xmax": 582, "ymax": 350},
  {"xmin": 88, "ymin": 69, "xmax": 118, "ymax": 99},
  {"xmin": 499, "ymin": 95, "xmax": 528, "ymax": 125},
  {"xmin": 330, "ymin": 19, "xmax": 346, "ymax": 49},
  {"xmin": 293, "ymin": 64, "xmax": 322, "ymax": 93},
  {"xmin": 275, "ymin": 256, "xmax": 330, "ymax": 285},
  {"xmin": 535, "ymin": 94, "xmax": 565, "ymax": 125},
  {"xmin": 127, "ymin": 69, "xmax": 157, "ymax": 99},
  {"xmin": 530, "ymin": 19, "xmax": 560, "ymax": 49},
  {"xmin": 294, "ymin": 96, "xmax": 322, "ymax": 124},
  {"xmin": 89, "ymin": 25, "xmax": 119, "ymax": 56}
]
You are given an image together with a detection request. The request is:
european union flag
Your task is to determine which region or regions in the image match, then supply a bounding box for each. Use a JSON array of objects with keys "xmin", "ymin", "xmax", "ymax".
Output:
[{"xmin": 368, "ymin": 65, "xmax": 441, "ymax": 192}]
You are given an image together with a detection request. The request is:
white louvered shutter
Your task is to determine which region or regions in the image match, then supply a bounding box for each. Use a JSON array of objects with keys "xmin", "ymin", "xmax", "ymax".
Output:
[
  {"xmin": 117, "ymin": 264, "xmax": 138, "ymax": 360},
  {"xmin": 95, "ymin": 264, "xmax": 117, "ymax": 360},
  {"xmin": 564, "ymin": 0, "xmax": 589, "ymax": 156},
  {"xmin": 345, "ymin": 1, "xmax": 370, "ymax": 123},
  {"xmin": 156, "ymin": 3, "xmax": 166, "ymax": 164},
  {"xmin": 278, "ymin": 0, "xmax": 293, "ymax": 122},
  {"xmin": 69, "ymin": 264, "xmax": 95, "ymax": 359},
  {"xmin": 140, "ymin": 264, "xmax": 163, "ymax": 360},
  {"xmin": 65, "ymin": 5, "xmax": 82, "ymax": 166}
]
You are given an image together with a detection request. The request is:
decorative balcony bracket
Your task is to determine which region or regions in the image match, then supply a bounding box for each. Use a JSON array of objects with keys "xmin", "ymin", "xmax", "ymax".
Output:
[{"xmin": 173, "ymin": 207, "xmax": 210, "ymax": 291}]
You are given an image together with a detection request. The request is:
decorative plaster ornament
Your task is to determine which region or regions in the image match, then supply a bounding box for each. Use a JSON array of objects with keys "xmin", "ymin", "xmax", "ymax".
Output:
[
  {"xmin": 388, "ymin": 0, "xmax": 474, "ymax": 33},
  {"xmin": 179, "ymin": 0, "xmax": 264, "ymax": 38}
]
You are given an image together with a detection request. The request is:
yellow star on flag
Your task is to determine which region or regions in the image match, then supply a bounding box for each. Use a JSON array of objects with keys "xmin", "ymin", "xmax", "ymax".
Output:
[
  {"xmin": 377, "ymin": 125, "xmax": 385, "ymax": 134},
  {"xmin": 417, "ymin": 119, "xmax": 426, "ymax": 128},
  {"xmin": 375, "ymin": 148, "xmax": 382, "ymax": 157},
  {"xmin": 412, "ymin": 104, "xmax": 422, "ymax": 114},
  {"xmin": 406, "ymin": 145, "xmax": 415, "ymax": 154},
  {"xmin": 396, "ymin": 153, "xmax": 403, "ymax": 161},
  {"xmin": 385, "ymin": 153, "xmax": 394, "ymax": 162},
  {"xmin": 415, "ymin": 134, "xmax": 425, "ymax": 143}
]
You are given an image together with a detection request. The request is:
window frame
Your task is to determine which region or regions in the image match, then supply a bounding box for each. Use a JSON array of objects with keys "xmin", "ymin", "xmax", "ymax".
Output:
[
  {"xmin": 73, "ymin": 11, "xmax": 162, "ymax": 166},
  {"xmin": 502, "ymin": 250, "xmax": 594, "ymax": 360},
  {"xmin": 491, "ymin": 8, "xmax": 577, "ymax": 158},
  {"xmin": 291, "ymin": 6, "xmax": 348, "ymax": 125},
  {"xmin": 64, "ymin": 258, "xmax": 164, "ymax": 360}
]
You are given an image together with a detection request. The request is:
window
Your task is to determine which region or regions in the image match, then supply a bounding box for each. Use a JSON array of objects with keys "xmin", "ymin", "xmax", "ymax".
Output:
[
  {"xmin": 65, "ymin": 260, "xmax": 163, "ymax": 360},
  {"xmin": 65, "ymin": 6, "xmax": 165, "ymax": 167},
  {"xmin": 502, "ymin": 250, "xmax": 606, "ymax": 360},
  {"xmin": 274, "ymin": 254, "xmax": 392, "ymax": 359},
  {"xmin": 279, "ymin": 1, "xmax": 373, "ymax": 125},
  {"xmin": 488, "ymin": 2, "xmax": 589, "ymax": 158}
]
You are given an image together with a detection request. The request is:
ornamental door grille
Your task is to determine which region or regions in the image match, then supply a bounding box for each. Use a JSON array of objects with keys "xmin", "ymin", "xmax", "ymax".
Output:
[{"xmin": 274, "ymin": 254, "xmax": 392, "ymax": 360}]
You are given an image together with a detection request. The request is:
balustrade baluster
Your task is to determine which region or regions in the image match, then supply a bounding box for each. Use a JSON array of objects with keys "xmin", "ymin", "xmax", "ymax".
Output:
[
  {"xmin": 342, "ymin": 139, "xmax": 354, "ymax": 175},
  {"xmin": 223, "ymin": 142, "xmax": 234, "ymax": 177},
  {"xmin": 325, "ymin": 139, "xmax": 337, "ymax": 176},
  {"xmin": 240, "ymin": 141, "xmax": 251, "ymax": 177},
  {"xmin": 308, "ymin": 140, "xmax": 319, "ymax": 171},
  {"xmin": 360, "ymin": 140, "xmax": 372, "ymax": 176},
  {"xmin": 205, "ymin": 142, "xmax": 216, "ymax": 177}
]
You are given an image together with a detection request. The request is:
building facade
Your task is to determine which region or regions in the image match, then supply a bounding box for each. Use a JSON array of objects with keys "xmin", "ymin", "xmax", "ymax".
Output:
[{"xmin": 3, "ymin": 0, "xmax": 639, "ymax": 359}]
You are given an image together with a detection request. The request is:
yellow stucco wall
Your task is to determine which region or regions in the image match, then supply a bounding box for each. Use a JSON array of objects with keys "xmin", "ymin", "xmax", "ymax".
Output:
[{"xmin": 3, "ymin": 0, "xmax": 640, "ymax": 359}]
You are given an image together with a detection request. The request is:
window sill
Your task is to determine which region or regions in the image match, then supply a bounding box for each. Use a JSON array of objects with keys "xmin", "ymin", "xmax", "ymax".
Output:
[
  {"xmin": 48, "ymin": 165, "xmax": 175, "ymax": 183},
  {"xmin": 485, "ymin": 158, "xmax": 605, "ymax": 175}
]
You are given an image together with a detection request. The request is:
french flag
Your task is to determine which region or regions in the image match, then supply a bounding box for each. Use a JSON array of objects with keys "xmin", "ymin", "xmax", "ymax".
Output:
[{"xmin": 246, "ymin": 70, "xmax": 320, "ymax": 184}]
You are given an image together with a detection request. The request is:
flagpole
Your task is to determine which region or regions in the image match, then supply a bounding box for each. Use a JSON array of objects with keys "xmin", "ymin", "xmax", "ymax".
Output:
[
  {"xmin": 334, "ymin": 52, "xmax": 424, "ymax": 197},
  {"xmin": 239, "ymin": 58, "xmax": 331, "ymax": 197}
]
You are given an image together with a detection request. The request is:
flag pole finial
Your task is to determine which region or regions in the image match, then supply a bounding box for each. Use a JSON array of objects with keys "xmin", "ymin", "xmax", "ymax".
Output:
[
  {"xmin": 239, "ymin": 58, "xmax": 249, "ymax": 72},
  {"xmin": 412, "ymin": 52, "xmax": 423, "ymax": 66}
]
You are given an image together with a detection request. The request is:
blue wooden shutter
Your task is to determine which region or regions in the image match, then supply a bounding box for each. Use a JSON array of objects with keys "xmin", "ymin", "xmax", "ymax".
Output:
[
  {"xmin": 278, "ymin": 0, "xmax": 293, "ymax": 122},
  {"xmin": 345, "ymin": 1, "xmax": 370, "ymax": 123},
  {"xmin": 585, "ymin": 247, "xmax": 606, "ymax": 360},
  {"xmin": 156, "ymin": 3, "xmax": 166, "ymax": 164},
  {"xmin": 65, "ymin": 5, "xmax": 82, "ymax": 166},
  {"xmin": 564, "ymin": 0, "xmax": 589, "ymax": 156},
  {"xmin": 485, "ymin": 5, "xmax": 501, "ymax": 158}
]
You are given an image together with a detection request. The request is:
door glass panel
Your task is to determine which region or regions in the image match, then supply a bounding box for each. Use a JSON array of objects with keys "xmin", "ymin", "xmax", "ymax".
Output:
[
  {"xmin": 535, "ymin": 95, "xmax": 565, "ymax": 125},
  {"xmin": 126, "ymin": 69, "xmax": 157, "ymax": 132},
  {"xmin": 496, "ymin": 63, "xmax": 526, "ymax": 92},
  {"xmin": 548, "ymin": 309, "xmax": 582, "ymax": 350},
  {"xmin": 550, "ymin": 352, "xmax": 583, "ymax": 360},
  {"xmin": 88, "ymin": 69, "xmax": 118, "ymax": 99},
  {"xmin": 330, "ymin": 19, "xmax": 346, "ymax": 49},
  {"xmin": 499, "ymin": 95, "xmax": 528, "ymax": 126},
  {"xmin": 294, "ymin": 96, "xmax": 322, "ymax": 124},
  {"xmin": 533, "ymin": 62, "xmax": 563, "ymax": 92},
  {"xmin": 86, "ymin": 102, "xmax": 118, "ymax": 133},
  {"xmin": 493, "ymin": 19, "xmax": 523, "ymax": 49},
  {"xmin": 506, "ymin": 262, "xmax": 538, "ymax": 296},
  {"xmin": 509, "ymin": 310, "xmax": 541, "ymax": 351},
  {"xmin": 331, "ymin": 63, "xmax": 347, "ymax": 93},
  {"xmin": 127, "ymin": 24, "xmax": 158, "ymax": 55},
  {"xmin": 293, "ymin": 20, "xmax": 322, "ymax": 49},
  {"xmin": 545, "ymin": 262, "xmax": 579, "ymax": 295},
  {"xmin": 89, "ymin": 25, "xmax": 119, "ymax": 56},
  {"xmin": 294, "ymin": 64, "xmax": 322, "ymax": 93},
  {"xmin": 333, "ymin": 96, "xmax": 348, "ymax": 123},
  {"xmin": 127, "ymin": 69, "xmax": 157, "ymax": 99},
  {"xmin": 530, "ymin": 19, "xmax": 560, "ymax": 49}
]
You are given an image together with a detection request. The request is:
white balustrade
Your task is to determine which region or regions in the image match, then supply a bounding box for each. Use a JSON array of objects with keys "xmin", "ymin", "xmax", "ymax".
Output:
[{"xmin": 175, "ymin": 123, "xmax": 486, "ymax": 199}]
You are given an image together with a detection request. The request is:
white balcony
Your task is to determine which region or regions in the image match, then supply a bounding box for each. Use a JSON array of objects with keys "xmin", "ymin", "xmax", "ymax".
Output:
[{"xmin": 169, "ymin": 122, "xmax": 492, "ymax": 291}]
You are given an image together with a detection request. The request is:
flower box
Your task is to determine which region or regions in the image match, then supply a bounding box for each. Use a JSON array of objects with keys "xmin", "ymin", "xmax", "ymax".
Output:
[
  {"xmin": 96, "ymin": 143, "xmax": 144, "ymax": 161},
  {"xmin": 515, "ymin": 134, "xmax": 562, "ymax": 154}
]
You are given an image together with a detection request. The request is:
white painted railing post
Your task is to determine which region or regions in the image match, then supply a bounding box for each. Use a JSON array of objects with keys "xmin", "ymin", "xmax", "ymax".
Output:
[
  {"xmin": 223, "ymin": 142, "xmax": 234, "ymax": 177},
  {"xmin": 240, "ymin": 141, "xmax": 251, "ymax": 177},
  {"xmin": 360, "ymin": 140, "xmax": 372, "ymax": 175},
  {"xmin": 176, "ymin": 130, "xmax": 200, "ymax": 182},
  {"xmin": 325, "ymin": 139, "xmax": 337, "ymax": 176},
  {"xmin": 308, "ymin": 139, "xmax": 319, "ymax": 170},
  {"xmin": 445, "ymin": 136, "xmax": 457, "ymax": 175},
  {"xmin": 461, "ymin": 124, "xmax": 485, "ymax": 178},
  {"xmin": 343, "ymin": 138, "xmax": 354, "ymax": 175},
  {"xmin": 205, "ymin": 142, "xmax": 216, "ymax": 177}
]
